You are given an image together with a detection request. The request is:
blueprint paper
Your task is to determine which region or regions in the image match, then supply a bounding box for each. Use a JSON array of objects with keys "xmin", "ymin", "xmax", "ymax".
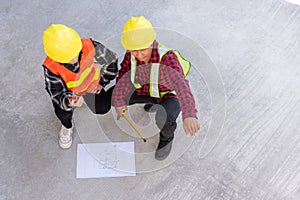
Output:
[{"xmin": 76, "ymin": 142, "xmax": 136, "ymax": 178}]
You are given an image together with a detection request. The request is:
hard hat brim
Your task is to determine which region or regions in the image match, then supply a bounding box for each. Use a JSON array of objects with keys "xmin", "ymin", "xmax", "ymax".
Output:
[{"xmin": 121, "ymin": 28, "xmax": 156, "ymax": 50}]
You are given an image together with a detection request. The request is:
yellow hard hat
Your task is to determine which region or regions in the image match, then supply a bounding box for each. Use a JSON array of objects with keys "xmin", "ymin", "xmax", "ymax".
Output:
[
  {"xmin": 121, "ymin": 16, "xmax": 156, "ymax": 50},
  {"xmin": 43, "ymin": 24, "xmax": 82, "ymax": 63}
]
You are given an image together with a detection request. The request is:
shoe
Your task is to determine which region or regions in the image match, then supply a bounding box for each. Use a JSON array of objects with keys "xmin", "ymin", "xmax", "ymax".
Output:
[
  {"xmin": 58, "ymin": 126, "xmax": 73, "ymax": 149},
  {"xmin": 144, "ymin": 103, "xmax": 156, "ymax": 112},
  {"xmin": 155, "ymin": 139, "xmax": 173, "ymax": 160}
]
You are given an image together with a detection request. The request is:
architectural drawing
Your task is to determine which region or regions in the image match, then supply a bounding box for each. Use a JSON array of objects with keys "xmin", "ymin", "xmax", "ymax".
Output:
[{"xmin": 98, "ymin": 145, "xmax": 119, "ymax": 169}]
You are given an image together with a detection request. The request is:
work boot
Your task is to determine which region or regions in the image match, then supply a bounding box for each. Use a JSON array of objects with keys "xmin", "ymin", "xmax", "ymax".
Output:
[
  {"xmin": 155, "ymin": 138, "xmax": 173, "ymax": 160},
  {"xmin": 58, "ymin": 125, "xmax": 73, "ymax": 149},
  {"xmin": 144, "ymin": 103, "xmax": 156, "ymax": 112}
]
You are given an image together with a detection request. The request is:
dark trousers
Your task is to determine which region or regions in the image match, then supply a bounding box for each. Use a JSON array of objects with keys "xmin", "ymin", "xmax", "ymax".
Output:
[
  {"xmin": 52, "ymin": 87, "xmax": 114, "ymax": 129},
  {"xmin": 128, "ymin": 92, "xmax": 181, "ymax": 141}
]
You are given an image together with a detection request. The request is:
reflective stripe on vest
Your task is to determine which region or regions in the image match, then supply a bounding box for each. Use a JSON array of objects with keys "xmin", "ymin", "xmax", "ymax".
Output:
[
  {"xmin": 149, "ymin": 63, "xmax": 160, "ymax": 97},
  {"xmin": 66, "ymin": 63, "xmax": 100, "ymax": 92},
  {"xmin": 131, "ymin": 55, "xmax": 142, "ymax": 89},
  {"xmin": 130, "ymin": 43, "xmax": 191, "ymax": 98}
]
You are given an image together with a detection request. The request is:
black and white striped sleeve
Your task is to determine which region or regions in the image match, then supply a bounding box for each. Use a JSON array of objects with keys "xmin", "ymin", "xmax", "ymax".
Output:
[
  {"xmin": 43, "ymin": 66, "xmax": 73, "ymax": 111},
  {"xmin": 92, "ymin": 39, "xmax": 118, "ymax": 87}
]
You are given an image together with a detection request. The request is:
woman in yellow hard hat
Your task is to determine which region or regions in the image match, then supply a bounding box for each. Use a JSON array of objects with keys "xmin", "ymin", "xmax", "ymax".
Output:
[
  {"xmin": 113, "ymin": 16, "xmax": 200, "ymax": 160},
  {"xmin": 42, "ymin": 24, "xmax": 118, "ymax": 149}
]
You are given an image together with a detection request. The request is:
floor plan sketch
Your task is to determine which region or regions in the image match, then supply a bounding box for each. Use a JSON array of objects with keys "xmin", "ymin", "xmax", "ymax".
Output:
[
  {"xmin": 76, "ymin": 142, "xmax": 136, "ymax": 178},
  {"xmin": 98, "ymin": 147, "xmax": 118, "ymax": 170}
]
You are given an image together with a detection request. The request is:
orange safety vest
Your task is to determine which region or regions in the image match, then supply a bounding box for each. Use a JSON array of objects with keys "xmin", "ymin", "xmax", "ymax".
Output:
[{"xmin": 43, "ymin": 38, "xmax": 100, "ymax": 95}]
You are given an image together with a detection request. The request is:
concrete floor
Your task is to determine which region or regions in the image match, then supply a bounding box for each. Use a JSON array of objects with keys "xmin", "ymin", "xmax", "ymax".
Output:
[{"xmin": 1, "ymin": 0, "xmax": 300, "ymax": 199}]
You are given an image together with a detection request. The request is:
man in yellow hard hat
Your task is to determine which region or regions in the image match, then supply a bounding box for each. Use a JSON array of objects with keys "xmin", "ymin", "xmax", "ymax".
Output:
[
  {"xmin": 42, "ymin": 24, "xmax": 118, "ymax": 149},
  {"xmin": 113, "ymin": 16, "xmax": 200, "ymax": 160}
]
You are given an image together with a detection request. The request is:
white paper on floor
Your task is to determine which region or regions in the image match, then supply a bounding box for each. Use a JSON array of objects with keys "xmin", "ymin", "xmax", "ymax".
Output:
[{"xmin": 76, "ymin": 142, "xmax": 136, "ymax": 178}]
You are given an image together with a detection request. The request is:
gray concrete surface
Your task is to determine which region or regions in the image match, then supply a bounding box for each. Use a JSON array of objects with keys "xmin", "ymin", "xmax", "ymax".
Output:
[{"xmin": 1, "ymin": 0, "xmax": 300, "ymax": 199}]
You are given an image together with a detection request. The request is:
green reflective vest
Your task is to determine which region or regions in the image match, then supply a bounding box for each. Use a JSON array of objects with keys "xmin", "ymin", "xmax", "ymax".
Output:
[{"xmin": 130, "ymin": 43, "xmax": 191, "ymax": 98}]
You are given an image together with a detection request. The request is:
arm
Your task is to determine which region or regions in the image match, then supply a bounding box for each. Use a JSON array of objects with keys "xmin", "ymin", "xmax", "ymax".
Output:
[
  {"xmin": 112, "ymin": 51, "xmax": 133, "ymax": 106},
  {"xmin": 91, "ymin": 39, "xmax": 118, "ymax": 87},
  {"xmin": 112, "ymin": 51, "xmax": 134, "ymax": 117},
  {"xmin": 43, "ymin": 66, "xmax": 73, "ymax": 111},
  {"xmin": 112, "ymin": 71, "xmax": 133, "ymax": 107},
  {"xmin": 160, "ymin": 52, "xmax": 200, "ymax": 136},
  {"xmin": 160, "ymin": 52, "xmax": 197, "ymax": 119}
]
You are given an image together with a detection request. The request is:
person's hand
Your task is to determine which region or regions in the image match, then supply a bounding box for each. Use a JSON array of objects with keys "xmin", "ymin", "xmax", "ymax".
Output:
[
  {"xmin": 115, "ymin": 106, "xmax": 127, "ymax": 120},
  {"xmin": 90, "ymin": 84, "xmax": 103, "ymax": 94},
  {"xmin": 183, "ymin": 117, "xmax": 200, "ymax": 136},
  {"xmin": 68, "ymin": 95, "xmax": 84, "ymax": 107}
]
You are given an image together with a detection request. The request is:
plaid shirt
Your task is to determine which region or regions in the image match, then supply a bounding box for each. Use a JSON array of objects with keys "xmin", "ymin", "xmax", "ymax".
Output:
[
  {"xmin": 113, "ymin": 40, "xmax": 197, "ymax": 119},
  {"xmin": 43, "ymin": 38, "xmax": 118, "ymax": 111}
]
